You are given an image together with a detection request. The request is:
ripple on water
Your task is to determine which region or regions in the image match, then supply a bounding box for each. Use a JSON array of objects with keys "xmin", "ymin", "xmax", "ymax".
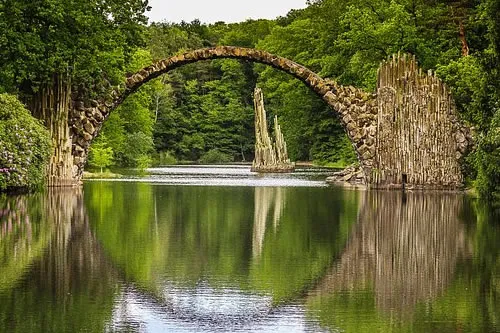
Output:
[
  {"xmin": 87, "ymin": 165, "xmax": 335, "ymax": 187},
  {"xmin": 106, "ymin": 282, "xmax": 329, "ymax": 333}
]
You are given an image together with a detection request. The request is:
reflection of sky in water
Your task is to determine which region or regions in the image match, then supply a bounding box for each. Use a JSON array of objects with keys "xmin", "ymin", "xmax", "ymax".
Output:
[
  {"xmin": 87, "ymin": 165, "xmax": 335, "ymax": 187},
  {"xmin": 107, "ymin": 283, "xmax": 328, "ymax": 333}
]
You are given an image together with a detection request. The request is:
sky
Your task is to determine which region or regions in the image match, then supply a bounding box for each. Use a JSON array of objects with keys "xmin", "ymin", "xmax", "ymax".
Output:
[{"xmin": 146, "ymin": 0, "xmax": 308, "ymax": 24}]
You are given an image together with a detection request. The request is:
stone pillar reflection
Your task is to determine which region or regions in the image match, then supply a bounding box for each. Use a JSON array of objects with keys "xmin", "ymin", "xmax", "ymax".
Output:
[
  {"xmin": 312, "ymin": 191, "xmax": 471, "ymax": 318},
  {"xmin": 0, "ymin": 189, "xmax": 119, "ymax": 332},
  {"xmin": 37, "ymin": 188, "xmax": 117, "ymax": 296},
  {"xmin": 252, "ymin": 187, "xmax": 286, "ymax": 259}
]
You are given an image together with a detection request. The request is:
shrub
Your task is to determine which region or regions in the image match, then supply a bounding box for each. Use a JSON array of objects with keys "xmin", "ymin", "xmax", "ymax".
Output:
[
  {"xmin": 157, "ymin": 151, "xmax": 177, "ymax": 165},
  {"xmin": 135, "ymin": 154, "xmax": 152, "ymax": 171},
  {"xmin": 122, "ymin": 131, "xmax": 154, "ymax": 167},
  {"xmin": 88, "ymin": 139, "xmax": 114, "ymax": 173},
  {"xmin": 475, "ymin": 109, "xmax": 500, "ymax": 202},
  {"xmin": 0, "ymin": 94, "xmax": 51, "ymax": 191},
  {"xmin": 199, "ymin": 149, "xmax": 233, "ymax": 164}
]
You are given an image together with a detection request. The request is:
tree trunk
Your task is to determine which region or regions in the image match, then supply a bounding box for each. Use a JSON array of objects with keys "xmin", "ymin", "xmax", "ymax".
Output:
[
  {"xmin": 459, "ymin": 21, "xmax": 469, "ymax": 57},
  {"xmin": 29, "ymin": 74, "xmax": 78, "ymax": 187}
]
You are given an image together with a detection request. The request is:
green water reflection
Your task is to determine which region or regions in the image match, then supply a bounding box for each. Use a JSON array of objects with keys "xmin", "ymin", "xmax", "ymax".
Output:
[
  {"xmin": 0, "ymin": 181, "xmax": 498, "ymax": 332},
  {"xmin": 85, "ymin": 182, "xmax": 360, "ymax": 302},
  {"xmin": 306, "ymin": 192, "xmax": 500, "ymax": 333},
  {"xmin": 0, "ymin": 190, "xmax": 117, "ymax": 332}
]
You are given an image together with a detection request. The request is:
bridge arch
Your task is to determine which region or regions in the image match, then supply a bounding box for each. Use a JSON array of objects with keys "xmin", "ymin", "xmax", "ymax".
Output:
[
  {"xmin": 71, "ymin": 48, "xmax": 470, "ymax": 190},
  {"xmin": 71, "ymin": 46, "xmax": 378, "ymax": 181}
]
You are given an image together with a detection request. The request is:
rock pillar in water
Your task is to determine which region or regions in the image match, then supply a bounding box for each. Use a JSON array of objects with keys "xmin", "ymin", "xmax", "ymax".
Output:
[{"xmin": 251, "ymin": 88, "xmax": 294, "ymax": 173}]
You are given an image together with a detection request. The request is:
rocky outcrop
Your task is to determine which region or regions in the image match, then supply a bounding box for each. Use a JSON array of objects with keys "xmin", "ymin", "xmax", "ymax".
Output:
[
  {"xmin": 325, "ymin": 164, "xmax": 366, "ymax": 187},
  {"xmin": 372, "ymin": 54, "xmax": 472, "ymax": 190},
  {"xmin": 251, "ymin": 88, "xmax": 294, "ymax": 173}
]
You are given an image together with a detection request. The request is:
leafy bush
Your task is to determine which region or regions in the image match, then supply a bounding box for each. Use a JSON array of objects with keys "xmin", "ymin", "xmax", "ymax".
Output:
[
  {"xmin": 88, "ymin": 139, "xmax": 114, "ymax": 173},
  {"xmin": 135, "ymin": 154, "xmax": 152, "ymax": 171},
  {"xmin": 0, "ymin": 94, "xmax": 51, "ymax": 191},
  {"xmin": 157, "ymin": 151, "xmax": 177, "ymax": 165},
  {"xmin": 122, "ymin": 131, "xmax": 154, "ymax": 167},
  {"xmin": 199, "ymin": 149, "xmax": 233, "ymax": 164},
  {"xmin": 475, "ymin": 109, "xmax": 500, "ymax": 201}
]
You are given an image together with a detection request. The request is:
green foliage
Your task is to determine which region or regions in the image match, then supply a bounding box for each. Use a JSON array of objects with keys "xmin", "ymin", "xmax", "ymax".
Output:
[
  {"xmin": 0, "ymin": 94, "xmax": 51, "ymax": 191},
  {"xmin": 255, "ymin": 17, "xmax": 356, "ymax": 163},
  {"xmin": 151, "ymin": 23, "xmax": 257, "ymax": 162},
  {"xmin": 0, "ymin": 0, "xmax": 149, "ymax": 95},
  {"xmin": 135, "ymin": 154, "xmax": 153, "ymax": 171},
  {"xmin": 90, "ymin": 48, "xmax": 159, "ymax": 169},
  {"xmin": 123, "ymin": 131, "xmax": 154, "ymax": 168},
  {"xmin": 156, "ymin": 151, "xmax": 177, "ymax": 165},
  {"xmin": 436, "ymin": 56, "xmax": 493, "ymax": 130},
  {"xmin": 88, "ymin": 138, "xmax": 114, "ymax": 173},
  {"xmin": 475, "ymin": 109, "xmax": 500, "ymax": 201},
  {"xmin": 199, "ymin": 149, "xmax": 233, "ymax": 164}
]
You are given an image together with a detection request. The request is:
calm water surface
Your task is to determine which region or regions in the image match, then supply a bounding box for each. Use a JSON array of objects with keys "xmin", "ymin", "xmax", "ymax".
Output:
[{"xmin": 0, "ymin": 165, "xmax": 499, "ymax": 332}]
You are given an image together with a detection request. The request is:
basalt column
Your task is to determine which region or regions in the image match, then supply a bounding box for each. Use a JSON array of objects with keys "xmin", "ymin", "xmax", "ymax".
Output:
[
  {"xmin": 373, "ymin": 54, "xmax": 471, "ymax": 190},
  {"xmin": 251, "ymin": 88, "xmax": 294, "ymax": 173},
  {"xmin": 29, "ymin": 75, "xmax": 78, "ymax": 187}
]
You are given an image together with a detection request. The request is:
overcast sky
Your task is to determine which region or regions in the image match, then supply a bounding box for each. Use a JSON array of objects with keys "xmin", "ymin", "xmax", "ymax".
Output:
[{"xmin": 146, "ymin": 0, "xmax": 308, "ymax": 24}]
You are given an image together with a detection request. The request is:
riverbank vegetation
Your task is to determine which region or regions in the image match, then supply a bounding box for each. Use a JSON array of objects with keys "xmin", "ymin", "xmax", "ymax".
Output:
[
  {"xmin": 0, "ymin": 94, "xmax": 51, "ymax": 191},
  {"xmin": 0, "ymin": 0, "xmax": 498, "ymax": 199}
]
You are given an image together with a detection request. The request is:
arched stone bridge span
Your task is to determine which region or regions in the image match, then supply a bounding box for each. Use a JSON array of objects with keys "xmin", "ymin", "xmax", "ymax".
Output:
[
  {"xmin": 72, "ymin": 46, "xmax": 377, "ymax": 178},
  {"xmin": 70, "ymin": 46, "xmax": 471, "ymax": 190}
]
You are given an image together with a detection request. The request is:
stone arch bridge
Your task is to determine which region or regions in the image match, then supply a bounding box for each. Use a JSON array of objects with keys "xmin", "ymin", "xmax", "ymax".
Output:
[{"xmin": 67, "ymin": 46, "xmax": 471, "ymax": 190}]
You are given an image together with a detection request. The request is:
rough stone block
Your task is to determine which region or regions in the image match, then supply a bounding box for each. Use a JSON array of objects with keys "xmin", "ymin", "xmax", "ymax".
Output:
[{"xmin": 83, "ymin": 122, "xmax": 95, "ymax": 135}]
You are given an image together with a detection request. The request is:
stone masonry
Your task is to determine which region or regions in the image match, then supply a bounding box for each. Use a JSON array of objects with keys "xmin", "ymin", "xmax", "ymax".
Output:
[{"xmin": 68, "ymin": 47, "xmax": 471, "ymax": 190}]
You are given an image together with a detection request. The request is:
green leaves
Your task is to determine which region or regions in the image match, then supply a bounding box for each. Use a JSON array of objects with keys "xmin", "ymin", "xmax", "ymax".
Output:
[
  {"xmin": 475, "ymin": 109, "xmax": 500, "ymax": 201},
  {"xmin": 0, "ymin": 94, "xmax": 51, "ymax": 191},
  {"xmin": 0, "ymin": 0, "xmax": 148, "ymax": 94},
  {"xmin": 88, "ymin": 138, "xmax": 114, "ymax": 173}
]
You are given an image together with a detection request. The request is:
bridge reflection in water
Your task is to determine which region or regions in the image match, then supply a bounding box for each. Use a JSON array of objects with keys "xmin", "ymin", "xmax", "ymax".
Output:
[
  {"xmin": 0, "ymin": 186, "xmax": 497, "ymax": 332},
  {"xmin": 307, "ymin": 191, "xmax": 475, "ymax": 329},
  {"xmin": 0, "ymin": 189, "xmax": 118, "ymax": 332}
]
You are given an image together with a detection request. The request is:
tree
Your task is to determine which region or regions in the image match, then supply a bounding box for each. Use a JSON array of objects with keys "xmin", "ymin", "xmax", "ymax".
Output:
[
  {"xmin": 148, "ymin": 22, "xmax": 258, "ymax": 162},
  {"xmin": 255, "ymin": 17, "xmax": 356, "ymax": 163},
  {"xmin": 88, "ymin": 140, "xmax": 113, "ymax": 173},
  {"xmin": 122, "ymin": 132, "xmax": 154, "ymax": 168},
  {"xmin": 95, "ymin": 48, "xmax": 161, "ymax": 168},
  {"xmin": 0, "ymin": 0, "xmax": 149, "ymax": 185}
]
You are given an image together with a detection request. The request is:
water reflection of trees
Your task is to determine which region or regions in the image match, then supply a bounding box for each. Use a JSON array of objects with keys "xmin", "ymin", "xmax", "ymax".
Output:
[
  {"xmin": 86, "ymin": 183, "xmax": 359, "ymax": 303},
  {"xmin": 0, "ymin": 189, "xmax": 118, "ymax": 332},
  {"xmin": 0, "ymin": 194, "xmax": 49, "ymax": 294},
  {"xmin": 5, "ymin": 184, "xmax": 496, "ymax": 332}
]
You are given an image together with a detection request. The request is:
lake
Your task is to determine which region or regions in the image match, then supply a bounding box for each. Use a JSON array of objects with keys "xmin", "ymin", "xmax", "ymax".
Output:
[{"xmin": 0, "ymin": 165, "xmax": 499, "ymax": 332}]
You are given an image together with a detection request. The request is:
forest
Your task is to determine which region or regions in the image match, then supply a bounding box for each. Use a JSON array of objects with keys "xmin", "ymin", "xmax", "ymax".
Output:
[{"xmin": 0, "ymin": 0, "xmax": 499, "ymax": 199}]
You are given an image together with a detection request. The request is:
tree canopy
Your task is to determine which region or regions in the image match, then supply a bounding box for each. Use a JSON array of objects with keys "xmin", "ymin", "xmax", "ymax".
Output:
[{"xmin": 0, "ymin": 0, "xmax": 150, "ymax": 96}]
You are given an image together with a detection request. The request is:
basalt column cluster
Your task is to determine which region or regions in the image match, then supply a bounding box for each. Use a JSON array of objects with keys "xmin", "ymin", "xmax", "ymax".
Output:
[{"xmin": 251, "ymin": 88, "xmax": 294, "ymax": 173}]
